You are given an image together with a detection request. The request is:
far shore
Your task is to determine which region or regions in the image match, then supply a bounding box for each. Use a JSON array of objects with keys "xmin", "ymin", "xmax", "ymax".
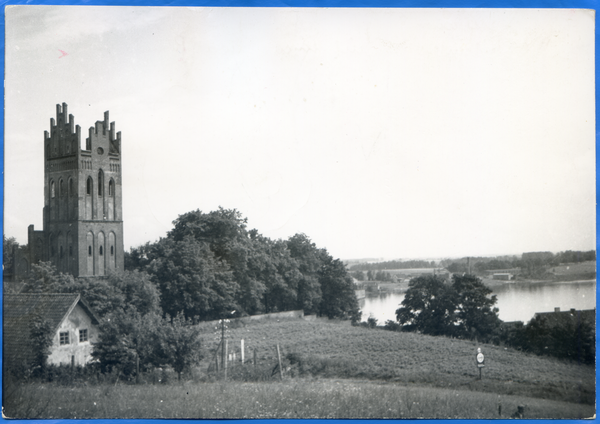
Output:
[{"xmin": 361, "ymin": 275, "xmax": 595, "ymax": 295}]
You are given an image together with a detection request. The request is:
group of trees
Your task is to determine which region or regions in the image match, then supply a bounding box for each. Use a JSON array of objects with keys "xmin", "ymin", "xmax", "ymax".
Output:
[
  {"xmin": 15, "ymin": 208, "xmax": 360, "ymax": 379},
  {"xmin": 126, "ymin": 208, "xmax": 360, "ymax": 322},
  {"xmin": 391, "ymin": 273, "xmax": 594, "ymax": 364},
  {"xmin": 394, "ymin": 274, "xmax": 501, "ymax": 342},
  {"xmin": 498, "ymin": 315, "xmax": 595, "ymax": 365}
]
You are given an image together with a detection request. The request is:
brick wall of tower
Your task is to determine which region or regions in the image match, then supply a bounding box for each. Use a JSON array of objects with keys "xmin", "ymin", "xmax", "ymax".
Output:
[
  {"xmin": 75, "ymin": 114, "xmax": 124, "ymax": 277},
  {"xmin": 11, "ymin": 103, "xmax": 125, "ymax": 282}
]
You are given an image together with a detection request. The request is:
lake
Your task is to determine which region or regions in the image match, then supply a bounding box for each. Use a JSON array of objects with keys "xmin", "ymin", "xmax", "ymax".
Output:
[{"xmin": 359, "ymin": 280, "xmax": 596, "ymax": 324}]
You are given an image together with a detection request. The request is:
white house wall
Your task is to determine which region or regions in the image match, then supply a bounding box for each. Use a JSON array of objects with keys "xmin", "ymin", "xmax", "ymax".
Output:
[{"xmin": 47, "ymin": 303, "xmax": 99, "ymax": 366}]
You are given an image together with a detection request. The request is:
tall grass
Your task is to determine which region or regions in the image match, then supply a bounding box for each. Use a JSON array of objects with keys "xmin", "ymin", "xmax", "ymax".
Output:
[{"xmin": 3, "ymin": 379, "xmax": 595, "ymax": 419}]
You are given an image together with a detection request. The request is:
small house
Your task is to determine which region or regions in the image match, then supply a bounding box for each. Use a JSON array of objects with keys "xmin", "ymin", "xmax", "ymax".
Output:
[{"xmin": 4, "ymin": 293, "xmax": 100, "ymax": 368}]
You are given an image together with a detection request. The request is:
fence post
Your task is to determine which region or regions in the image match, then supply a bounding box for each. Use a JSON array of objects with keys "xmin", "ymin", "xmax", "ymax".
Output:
[{"xmin": 241, "ymin": 339, "xmax": 245, "ymax": 364}]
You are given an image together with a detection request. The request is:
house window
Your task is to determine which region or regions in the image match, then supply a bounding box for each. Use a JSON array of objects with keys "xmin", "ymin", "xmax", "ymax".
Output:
[
  {"xmin": 60, "ymin": 331, "xmax": 70, "ymax": 345},
  {"xmin": 79, "ymin": 329, "xmax": 88, "ymax": 342}
]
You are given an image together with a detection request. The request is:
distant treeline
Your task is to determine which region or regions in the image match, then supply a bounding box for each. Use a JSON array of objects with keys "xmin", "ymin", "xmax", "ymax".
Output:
[
  {"xmin": 440, "ymin": 250, "xmax": 596, "ymax": 276},
  {"xmin": 349, "ymin": 259, "xmax": 435, "ymax": 272}
]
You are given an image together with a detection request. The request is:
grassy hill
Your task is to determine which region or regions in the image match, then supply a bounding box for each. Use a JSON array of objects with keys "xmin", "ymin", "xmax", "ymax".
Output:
[
  {"xmin": 4, "ymin": 317, "xmax": 594, "ymax": 419},
  {"xmin": 196, "ymin": 317, "xmax": 593, "ymax": 404}
]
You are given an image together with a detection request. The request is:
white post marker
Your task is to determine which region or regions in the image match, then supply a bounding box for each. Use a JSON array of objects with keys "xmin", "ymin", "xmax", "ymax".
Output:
[{"xmin": 476, "ymin": 347, "xmax": 485, "ymax": 379}]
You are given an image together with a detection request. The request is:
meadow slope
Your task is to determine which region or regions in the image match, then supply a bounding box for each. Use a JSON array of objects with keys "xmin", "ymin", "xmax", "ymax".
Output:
[{"xmin": 196, "ymin": 317, "xmax": 594, "ymax": 405}]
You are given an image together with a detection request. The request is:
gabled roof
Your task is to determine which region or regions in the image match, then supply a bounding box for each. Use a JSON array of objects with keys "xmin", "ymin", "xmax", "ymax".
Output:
[{"xmin": 3, "ymin": 293, "xmax": 100, "ymax": 367}]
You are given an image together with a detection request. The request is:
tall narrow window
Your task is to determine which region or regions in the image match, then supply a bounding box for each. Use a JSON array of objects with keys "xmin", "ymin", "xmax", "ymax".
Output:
[
  {"xmin": 50, "ymin": 181, "xmax": 56, "ymax": 198},
  {"xmin": 59, "ymin": 179, "xmax": 64, "ymax": 197},
  {"xmin": 109, "ymin": 180, "xmax": 114, "ymax": 196},
  {"xmin": 99, "ymin": 246, "xmax": 103, "ymax": 256},
  {"xmin": 98, "ymin": 170, "xmax": 104, "ymax": 196},
  {"xmin": 69, "ymin": 179, "xmax": 74, "ymax": 197},
  {"xmin": 111, "ymin": 246, "xmax": 114, "ymax": 255},
  {"xmin": 87, "ymin": 177, "xmax": 92, "ymax": 195},
  {"xmin": 88, "ymin": 246, "xmax": 92, "ymax": 256}
]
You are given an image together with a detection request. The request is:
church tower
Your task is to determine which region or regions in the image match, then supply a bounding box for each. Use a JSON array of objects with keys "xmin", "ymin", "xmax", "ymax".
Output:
[{"xmin": 29, "ymin": 103, "xmax": 125, "ymax": 277}]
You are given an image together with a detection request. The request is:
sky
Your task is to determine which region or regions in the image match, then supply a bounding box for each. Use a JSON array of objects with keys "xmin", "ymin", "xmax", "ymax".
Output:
[{"xmin": 4, "ymin": 7, "xmax": 596, "ymax": 261}]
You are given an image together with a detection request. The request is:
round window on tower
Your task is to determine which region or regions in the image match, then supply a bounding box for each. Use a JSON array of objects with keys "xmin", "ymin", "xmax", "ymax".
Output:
[{"xmin": 97, "ymin": 147, "xmax": 104, "ymax": 155}]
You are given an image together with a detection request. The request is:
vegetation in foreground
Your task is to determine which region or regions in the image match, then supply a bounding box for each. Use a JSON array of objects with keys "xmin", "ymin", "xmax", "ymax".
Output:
[
  {"xmin": 3, "ymin": 378, "xmax": 594, "ymax": 419},
  {"xmin": 4, "ymin": 317, "xmax": 595, "ymax": 418}
]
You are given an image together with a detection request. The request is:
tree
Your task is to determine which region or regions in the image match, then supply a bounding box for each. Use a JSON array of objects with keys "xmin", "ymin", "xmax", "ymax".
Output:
[
  {"xmin": 451, "ymin": 274, "xmax": 501, "ymax": 341},
  {"xmin": 158, "ymin": 312, "xmax": 204, "ymax": 381},
  {"xmin": 286, "ymin": 234, "xmax": 324, "ymax": 315},
  {"xmin": 351, "ymin": 270, "xmax": 365, "ymax": 281},
  {"xmin": 395, "ymin": 275, "xmax": 457, "ymax": 336},
  {"xmin": 3, "ymin": 236, "xmax": 19, "ymax": 276},
  {"xmin": 396, "ymin": 274, "xmax": 501, "ymax": 340},
  {"xmin": 92, "ymin": 308, "xmax": 164, "ymax": 376},
  {"xmin": 318, "ymin": 257, "xmax": 361, "ymax": 321},
  {"xmin": 29, "ymin": 314, "xmax": 54, "ymax": 377},
  {"xmin": 24, "ymin": 263, "xmax": 162, "ymax": 319},
  {"xmin": 148, "ymin": 236, "xmax": 239, "ymax": 320}
]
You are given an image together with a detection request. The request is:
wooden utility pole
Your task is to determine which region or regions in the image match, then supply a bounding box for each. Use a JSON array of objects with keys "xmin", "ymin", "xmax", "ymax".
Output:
[
  {"xmin": 224, "ymin": 339, "xmax": 228, "ymax": 380},
  {"xmin": 276, "ymin": 344, "xmax": 283, "ymax": 380}
]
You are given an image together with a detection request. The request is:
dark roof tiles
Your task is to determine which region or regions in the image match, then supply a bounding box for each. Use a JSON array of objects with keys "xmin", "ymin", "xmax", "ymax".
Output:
[{"xmin": 3, "ymin": 293, "xmax": 98, "ymax": 367}]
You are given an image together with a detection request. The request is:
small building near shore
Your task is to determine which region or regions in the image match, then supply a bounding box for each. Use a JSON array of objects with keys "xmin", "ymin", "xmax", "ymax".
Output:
[
  {"xmin": 492, "ymin": 272, "xmax": 514, "ymax": 281},
  {"xmin": 4, "ymin": 293, "xmax": 101, "ymax": 369}
]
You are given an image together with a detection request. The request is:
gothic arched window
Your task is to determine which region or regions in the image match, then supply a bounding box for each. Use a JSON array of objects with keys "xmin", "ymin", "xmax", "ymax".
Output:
[
  {"xmin": 59, "ymin": 179, "xmax": 64, "ymax": 197},
  {"xmin": 69, "ymin": 178, "xmax": 74, "ymax": 197},
  {"xmin": 98, "ymin": 170, "xmax": 104, "ymax": 196},
  {"xmin": 87, "ymin": 177, "xmax": 93, "ymax": 195},
  {"xmin": 50, "ymin": 181, "xmax": 56, "ymax": 198},
  {"xmin": 109, "ymin": 179, "xmax": 115, "ymax": 196}
]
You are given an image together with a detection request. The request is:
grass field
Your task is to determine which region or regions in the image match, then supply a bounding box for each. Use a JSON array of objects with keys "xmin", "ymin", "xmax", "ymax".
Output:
[
  {"xmin": 3, "ymin": 378, "xmax": 594, "ymax": 419},
  {"xmin": 4, "ymin": 317, "xmax": 595, "ymax": 419}
]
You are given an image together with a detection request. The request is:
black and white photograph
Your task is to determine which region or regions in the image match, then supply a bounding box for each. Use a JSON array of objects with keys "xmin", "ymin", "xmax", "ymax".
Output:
[{"xmin": 2, "ymin": 6, "xmax": 596, "ymax": 419}]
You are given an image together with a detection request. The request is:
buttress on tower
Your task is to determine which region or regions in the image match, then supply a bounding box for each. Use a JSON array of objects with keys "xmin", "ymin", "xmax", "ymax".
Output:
[{"xmin": 19, "ymin": 103, "xmax": 125, "ymax": 278}]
